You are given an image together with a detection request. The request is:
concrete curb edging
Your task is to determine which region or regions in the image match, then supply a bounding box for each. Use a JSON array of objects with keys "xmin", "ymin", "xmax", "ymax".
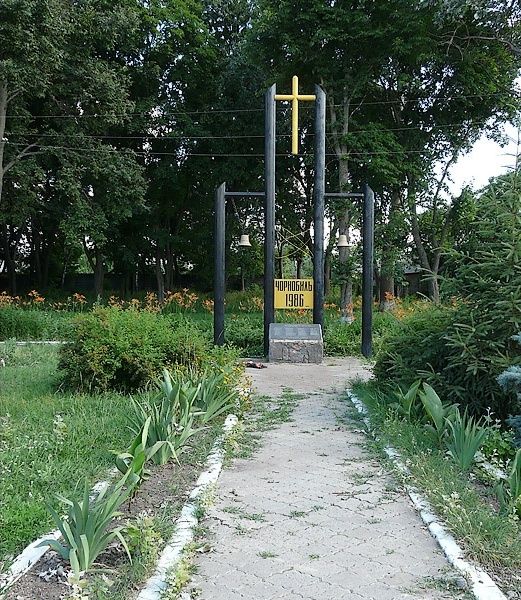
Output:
[
  {"xmin": 136, "ymin": 414, "xmax": 239, "ymax": 600},
  {"xmin": 0, "ymin": 341, "xmax": 66, "ymax": 345},
  {"xmin": 346, "ymin": 390, "xmax": 507, "ymax": 600}
]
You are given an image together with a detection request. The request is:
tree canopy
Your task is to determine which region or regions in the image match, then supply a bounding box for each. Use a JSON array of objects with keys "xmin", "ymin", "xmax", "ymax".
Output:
[{"xmin": 0, "ymin": 0, "xmax": 519, "ymax": 300}]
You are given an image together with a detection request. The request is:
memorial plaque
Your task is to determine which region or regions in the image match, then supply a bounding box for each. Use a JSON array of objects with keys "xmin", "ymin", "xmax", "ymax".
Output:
[
  {"xmin": 274, "ymin": 279, "xmax": 313, "ymax": 310},
  {"xmin": 269, "ymin": 323, "xmax": 323, "ymax": 364}
]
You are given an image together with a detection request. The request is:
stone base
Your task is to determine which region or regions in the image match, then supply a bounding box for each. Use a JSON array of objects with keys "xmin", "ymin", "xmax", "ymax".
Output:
[{"xmin": 268, "ymin": 323, "xmax": 323, "ymax": 364}]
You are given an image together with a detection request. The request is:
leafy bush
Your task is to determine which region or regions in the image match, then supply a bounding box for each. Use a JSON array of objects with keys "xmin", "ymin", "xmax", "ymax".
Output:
[
  {"xmin": 114, "ymin": 418, "xmax": 161, "ymax": 489},
  {"xmin": 499, "ymin": 334, "xmax": 521, "ymax": 443},
  {"xmin": 128, "ymin": 379, "xmax": 200, "ymax": 465},
  {"xmin": 481, "ymin": 423, "xmax": 517, "ymax": 464},
  {"xmin": 376, "ymin": 173, "xmax": 521, "ymax": 419},
  {"xmin": 374, "ymin": 305, "xmax": 454, "ymax": 382},
  {"xmin": 507, "ymin": 415, "xmax": 521, "ymax": 448},
  {"xmin": 0, "ymin": 307, "xmax": 73, "ymax": 340},
  {"xmin": 419, "ymin": 383, "xmax": 459, "ymax": 445},
  {"xmin": 59, "ymin": 308, "xmax": 211, "ymax": 391},
  {"xmin": 389, "ymin": 380, "xmax": 423, "ymax": 421}
]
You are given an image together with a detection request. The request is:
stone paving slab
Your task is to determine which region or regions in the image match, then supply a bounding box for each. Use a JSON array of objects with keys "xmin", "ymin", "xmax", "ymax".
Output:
[{"xmin": 189, "ymin": 359, "xmax": 465, "ymax": 600}]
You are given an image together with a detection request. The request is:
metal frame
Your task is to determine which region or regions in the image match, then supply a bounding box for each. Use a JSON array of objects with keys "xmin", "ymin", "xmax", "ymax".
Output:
[
  {"xmin": 264, "ymin": 85, "xmax": 276, "ymax": 355},
  {"xmin": 313, "ymin": 85, "xmax": 326, "ymax": 328},
  {"xmin": 322, "ymin": 189, "xmax": 375, "ymax": 358},
  {"xmin": 213, "ymin": 183, "xmax": 264, "ymax": 347},
  {"xmin": 214, "ymin": 79, "xmax": 375, "ymax": 359}
]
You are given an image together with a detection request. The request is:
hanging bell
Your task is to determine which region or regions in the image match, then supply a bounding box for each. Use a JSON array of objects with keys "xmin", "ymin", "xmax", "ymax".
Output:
[
  {"xmin": 337, "ymin": 234, "xmax": 349, "ymax": 248},
  {"xmin": 238, "ymin": 234, "xmax": 252, "ymax": 247}
]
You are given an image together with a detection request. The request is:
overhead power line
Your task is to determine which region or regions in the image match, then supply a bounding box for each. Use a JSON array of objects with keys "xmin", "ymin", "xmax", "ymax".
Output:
[
  {"xmin": 3, "ymin": 119, "xmax": 504, "ymax": 143},
  {"xmin": 3, "ymin": 91, "xmax": 519, "ymax": 120},
  {"xmin": 3, "ymin": 140, "xmax": 464, "ymax": 157}
]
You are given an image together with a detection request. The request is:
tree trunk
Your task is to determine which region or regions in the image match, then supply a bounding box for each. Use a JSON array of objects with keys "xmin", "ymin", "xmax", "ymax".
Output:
[
  {"xmin": 0, "ymin": 82, "xmax": 7, "ymax": 211},
  {"xmin": 41, "ymin": 245, "xmax": 50, "ymax": 289},
  {"xmin": 93, "ymin": 247, "xmax": 105, "ymax": 299},
  {"xmin": 155, "ymin": 246, "xmax": 165, "ymax": 303},
  {"xmin": 324, "ymin": 251, "xmax": 331, "ymax": 296},
  {"xmin": 165, "ymin": 241, "xmax": 174, "ymax": 291},
  {"xmin": 379, "ymin": 188, "xmax": 402, "ymax": 310},
  {"xmin": 32, "ymin": 225, "xmax": 43, "ymax": 288},
  {"xmin": 379, "ymin": 270, "xmax": 395, "ymax": 311},
  {"xmin": 277, "ymin": 256, "xmax": 283, "ymax": 279},
  {"xmin": 276, "ymin": 243, "xmax": 284, "ymax": 279},
  {"xmin": 323, "ymin": 215, "xmax": 337, "ymax": 297},
  {"xmin": 1, "ymin": 224, "xmax": 17, "ymax": 295},
  {"xmin": 296, "ymin": 257, "xmax": 302, "ymax": 279},
  {"xmin": 407, "ymin": 185, "xmax": 438, "ymax": 303},
  {"xmin": 328, "ymin": 91, "xmax": 354, "ymax": 322},
  {"xmin": 61, "ymin": 250, "xmax": 68, "ymax": 289},
  {"xmin": 340, "ymin": 279, "xmax": 353, "ymax": 319}
]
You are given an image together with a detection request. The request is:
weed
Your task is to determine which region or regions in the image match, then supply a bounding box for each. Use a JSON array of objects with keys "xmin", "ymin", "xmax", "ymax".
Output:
[
  {"xmin": 288, "ymin": 510, "xmax": 306, "ymax": 518},
  {"xmin": 258, "ymin": 551, "xmax": 278, "ymax": 559},
  {"xmin": 162, "ymin": 547, "xmax": 197, "ymax": 599},
  {"xmin": 223, "ymin": 506, "xmax": 266, "ymax": 521},
  {"xmin": 495, "ymin": 449, "xmax": 521, "ymax": 515}
]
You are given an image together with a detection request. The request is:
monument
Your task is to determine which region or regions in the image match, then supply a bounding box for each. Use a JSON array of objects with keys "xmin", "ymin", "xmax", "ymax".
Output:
[{"xmin": 213, "ymin": 76, "xmax": 375, "ymax": 362}]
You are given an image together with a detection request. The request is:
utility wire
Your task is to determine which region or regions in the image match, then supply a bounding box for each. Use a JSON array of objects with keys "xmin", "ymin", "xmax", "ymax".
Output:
[
  {"xmin": 3, "ymin": 107, "xmax": 266, "ymax": 120},
  {"xmin": 4, "ymin": 91, "xmax": 519, "ymax": 120},
  {"xmin": 2, "ymin": 141, "xmax": 485, "ymax": 157},
  {"xmin": 1, "ymin": 119, "xmax": 501, "ymax": 141}
]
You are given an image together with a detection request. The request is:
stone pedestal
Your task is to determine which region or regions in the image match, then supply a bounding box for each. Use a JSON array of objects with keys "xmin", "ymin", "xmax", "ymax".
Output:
[{"xmin": 268, "ymin": 323, "xmax": 323, "ymax": 364}]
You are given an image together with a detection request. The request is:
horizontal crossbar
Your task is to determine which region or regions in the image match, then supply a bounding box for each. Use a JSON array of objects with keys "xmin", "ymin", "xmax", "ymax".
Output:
[
  {"xmin": 324, "ymin": 192, "xmax": 364, "ymax": 198},
  {"xmin": 225, "ymin": 191, "xmax": 265, "ymax": 197}
]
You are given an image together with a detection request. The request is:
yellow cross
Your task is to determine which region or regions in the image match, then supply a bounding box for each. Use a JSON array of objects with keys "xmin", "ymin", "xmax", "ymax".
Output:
[{"xmin": 275, "ymin": 75, "xmax": 316, "ymax": 155}]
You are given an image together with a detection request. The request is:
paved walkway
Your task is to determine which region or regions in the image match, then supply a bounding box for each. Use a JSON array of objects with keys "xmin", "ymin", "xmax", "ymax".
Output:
[{"xmin": 189, "ymin": 359, "xmax": 465, "ymax": 600}]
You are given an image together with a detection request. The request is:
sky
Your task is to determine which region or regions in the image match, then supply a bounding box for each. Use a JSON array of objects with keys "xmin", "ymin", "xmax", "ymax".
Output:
[{"xmin": 447, "ymin": 122, "xmax": 519, "ymax": 195}]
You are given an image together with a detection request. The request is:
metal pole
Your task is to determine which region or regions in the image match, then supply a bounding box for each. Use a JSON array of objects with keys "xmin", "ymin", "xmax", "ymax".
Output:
[
  {"xmin": 264, "ymin": 84, "xmax": 276, "ymax": 356},
  {"xmin": 214, "ymin": 182, "xmax": 226, "ymax": 346},
  {"xmin": 362, "ymin": 184, "xmax": 375, "ymax": 358},
  {"xmin": 313, "ymin": 85, "xmax": 326, "ymax": 329}
]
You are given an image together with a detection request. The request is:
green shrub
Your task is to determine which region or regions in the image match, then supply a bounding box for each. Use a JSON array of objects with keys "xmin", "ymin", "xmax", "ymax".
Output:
[
  {"xmin": 375, "ymin": 172, "xmax": 521, "ymax": 419},
  {"xmin": 445, "ymin": 410, "xmax": 487, "ymax": 472},
  {"xmin": 58, "ymin": 308, "xmax": 211, "ymax": 391},
  {"xmin": 374, "ymin": 305, "xmax": 454, "ymax": 382},
  {"xmin": 0, "ymin": 307, "xmax": 73, "ymax": 340}
]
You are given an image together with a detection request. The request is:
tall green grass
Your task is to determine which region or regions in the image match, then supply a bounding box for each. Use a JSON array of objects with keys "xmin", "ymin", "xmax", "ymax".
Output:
[
  {"xmin": 0, "ymin": 345, "xmax": 132, "ymax": 558},
  {"xmin": 0, "ymin": 300, "xmax": 402, "ymax": 357},
  {"xmin": 0, "ymin": 307, "xmax": 74, "ymax": 340}
]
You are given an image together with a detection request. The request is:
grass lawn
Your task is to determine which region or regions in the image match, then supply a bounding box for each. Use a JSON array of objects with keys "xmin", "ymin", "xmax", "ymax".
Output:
[
  {"xmin": 0, "ymin": 345, "xmax": 133, "ymax": 559},
  {"xmin": 351, "ymin": 381, "xmax": 521, "ymax": 595}
]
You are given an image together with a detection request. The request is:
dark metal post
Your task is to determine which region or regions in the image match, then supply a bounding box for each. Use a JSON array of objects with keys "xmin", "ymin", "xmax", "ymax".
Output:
[
  {"xmin": 362, "ymin": 184, "xmax": 375, "ymax": 358},
  {"xmin": 214, "ymin": 182, "xmax": 226, "ymax": 346},
  {"xmin": 264, "ymin": 84, "xmax": 276, "ymax": 356},
  {"xmin": 313, "ymin": 85, "xmax": 326, "ymax": 329}
]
